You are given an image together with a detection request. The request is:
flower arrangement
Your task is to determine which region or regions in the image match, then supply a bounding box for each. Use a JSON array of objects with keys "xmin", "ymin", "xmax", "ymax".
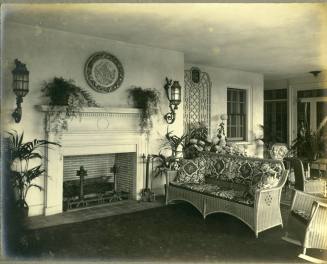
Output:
[
  {"xmin": 212, "ymin": 142, "xmax": 247, "ymax": 156},
  {"xmin": 183, "ymin": 122, "xmax": 211, "ymax": 159}
]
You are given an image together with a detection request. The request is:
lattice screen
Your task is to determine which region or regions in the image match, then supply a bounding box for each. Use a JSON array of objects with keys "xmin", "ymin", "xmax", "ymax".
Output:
[{"xmin": 184, "ymin": 67, "xmax": 211, "ymax": 134}]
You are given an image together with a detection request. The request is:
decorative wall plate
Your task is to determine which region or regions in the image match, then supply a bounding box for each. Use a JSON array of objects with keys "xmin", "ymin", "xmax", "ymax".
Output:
[{"xmin": 84, "ymin": 52, "xmax": 124, "ymax": 93}]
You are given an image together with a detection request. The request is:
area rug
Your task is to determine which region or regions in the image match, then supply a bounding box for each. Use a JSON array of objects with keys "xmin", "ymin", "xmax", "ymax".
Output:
[{"xmin": 5, "ymin": 202, "xmax": 326, "ymax": 263}]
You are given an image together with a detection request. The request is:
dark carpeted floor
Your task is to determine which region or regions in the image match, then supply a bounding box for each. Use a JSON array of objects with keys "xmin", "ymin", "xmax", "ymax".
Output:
[{"xmin": 6, "ymin": 202, "xmax": 327, "ymax": 263}]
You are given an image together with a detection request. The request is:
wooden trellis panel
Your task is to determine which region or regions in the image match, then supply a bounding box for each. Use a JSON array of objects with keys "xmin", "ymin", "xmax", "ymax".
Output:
[{"xmin": 184, "ymin": 67, "xmax": 211, "ymax": 134}]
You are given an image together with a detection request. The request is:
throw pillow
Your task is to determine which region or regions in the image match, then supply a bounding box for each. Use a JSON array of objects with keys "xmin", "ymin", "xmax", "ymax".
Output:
[
  {"xmin": 248, "ymin": 163, "xmax": 282, "ymax": 197},
  {"xmin": 175, "ymin": 158, "xmax": 206, "ymax": 184}
]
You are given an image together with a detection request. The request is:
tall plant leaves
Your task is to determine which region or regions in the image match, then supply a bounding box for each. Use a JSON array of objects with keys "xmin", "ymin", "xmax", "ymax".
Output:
[{"xmin": 7, "ymin": 130, "xmax": 60, "ymax": 207}]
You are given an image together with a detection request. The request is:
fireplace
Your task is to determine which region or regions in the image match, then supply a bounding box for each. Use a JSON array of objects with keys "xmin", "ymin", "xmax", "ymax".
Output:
[
  {"xmin": 37, "ymin": 106, "xmax": 147, "ymax": 216},
  {"xmin": 62, "ymin": 152, "xmax": 136, "ymax": 210}
]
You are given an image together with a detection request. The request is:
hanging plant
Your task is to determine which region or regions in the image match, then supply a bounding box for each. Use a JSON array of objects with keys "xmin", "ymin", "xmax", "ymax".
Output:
[
  {"xmin": 42, "ymin": 77, "xmax": 99, "ymax": 133},
  {"xmin": 128, "ymin": 86, "xmax": 160, "ymax": 132}
]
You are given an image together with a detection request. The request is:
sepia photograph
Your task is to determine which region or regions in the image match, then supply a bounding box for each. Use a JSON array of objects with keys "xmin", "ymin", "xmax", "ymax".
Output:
[{"xmin": 1, "ymin": 2, "xmax": 327, "ymax": 263}]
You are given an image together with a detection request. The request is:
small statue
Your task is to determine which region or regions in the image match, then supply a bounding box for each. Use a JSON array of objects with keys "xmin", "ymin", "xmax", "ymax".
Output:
[{"xmin": 217, "ymin": 121, "xmax": 227, "ymax": 146}]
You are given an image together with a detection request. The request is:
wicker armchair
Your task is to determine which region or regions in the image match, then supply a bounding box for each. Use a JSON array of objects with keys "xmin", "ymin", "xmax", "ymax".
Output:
[
  {"xmin": 282, "ymin": 190, "xmax": 327, "ymax": 263},
  {"xmin": 286, "ymin": 158, "xmax": 326, "ymax": 196}
]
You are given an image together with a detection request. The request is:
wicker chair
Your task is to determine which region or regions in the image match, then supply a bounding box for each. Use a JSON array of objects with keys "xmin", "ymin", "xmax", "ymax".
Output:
[
  {"xmin": 282, "ymin": 190, "xmax": 327, "ymax": 263},
  {"xmin": 286, "ymin": 158, "xmax": 326, "ymax": 196}
]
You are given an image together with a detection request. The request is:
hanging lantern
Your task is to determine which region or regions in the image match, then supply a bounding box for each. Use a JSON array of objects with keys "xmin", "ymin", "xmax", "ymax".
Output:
[
  {"xmin": 164, "ymin": 78, "xmax": 182, "ymax": 124},
  {"xmin": 12, "ymin": 59, "xmax": 29, "ymax": 123}
]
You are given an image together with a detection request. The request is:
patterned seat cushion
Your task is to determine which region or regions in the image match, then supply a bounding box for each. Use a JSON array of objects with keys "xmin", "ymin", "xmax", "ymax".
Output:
[
  {"xmin": 200, "ymin": 152, "xmax": 284, "ymax": 197},
  {"xmin": 291, "ymin": 209, "xmax": 311, "ymax": 224},
  {"xmin": 170, "ymin": 182, "xmax": 254, "ymax": 207},
  {"xmin": 175, "ymin": 156, "xmax": 206, "ymax": 184},
  {"xmin": 171, "ymin": 182, "xmax": 222, "ymax": 193}
]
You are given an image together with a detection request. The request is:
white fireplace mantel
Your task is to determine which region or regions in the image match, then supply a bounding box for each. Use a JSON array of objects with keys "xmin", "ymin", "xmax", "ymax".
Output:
[{"xmin": 36, "ymin": 105, "xmax": 148, "ymax": 216}]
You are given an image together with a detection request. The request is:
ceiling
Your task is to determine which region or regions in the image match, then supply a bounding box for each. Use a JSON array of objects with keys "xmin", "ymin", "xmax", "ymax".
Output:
[{"xmin": 3, "ymin": 3, "xmax": 327, "ymax": 80}]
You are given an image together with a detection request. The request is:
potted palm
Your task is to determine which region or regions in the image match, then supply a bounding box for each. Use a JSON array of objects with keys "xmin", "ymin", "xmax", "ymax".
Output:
[
  {"xmin": 8, "ymin": 131, "xmax": 60, "ymax": 217},
  {"xmin": 153, "ymin": 129, "xmax": 186, "ymax": 178},
  {"xmin": 291, "ymin": 118, "xmax": 327, "ymax": 161}
]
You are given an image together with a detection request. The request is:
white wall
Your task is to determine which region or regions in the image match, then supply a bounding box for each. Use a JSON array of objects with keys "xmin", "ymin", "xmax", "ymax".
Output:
[
  {"xmin": 3, "ymin": 22, "xmax": 266, "ymax": 216},
  {"xmin": 2, "ymin": 22, "xmax": 184, "ymax": 215},
  {"xmin": 185, "ymin": 63, "xmax": 264, "ymax": 156}
]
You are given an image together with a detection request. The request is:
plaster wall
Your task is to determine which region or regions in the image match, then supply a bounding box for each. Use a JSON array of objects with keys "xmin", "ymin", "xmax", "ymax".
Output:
[
  {"xmin": 2, "ymin": 22, "xmax": 184, "ymax": 215},
  {"xmin": 185, "ymin": 64, "xmax": 264, "ymax": 156}
]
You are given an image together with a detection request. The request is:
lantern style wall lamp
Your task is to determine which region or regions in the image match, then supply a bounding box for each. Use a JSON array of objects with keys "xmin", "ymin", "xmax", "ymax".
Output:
[
  {"xmin": 12, "ymin": 59, "xmax": 29, "ymax": 123},
  {"xmin": 163, "ymin": 77, "xmax": 182, "ymax": 124}
]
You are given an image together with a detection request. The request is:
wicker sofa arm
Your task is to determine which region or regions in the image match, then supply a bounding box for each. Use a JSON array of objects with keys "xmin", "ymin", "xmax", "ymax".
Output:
[
  {"xmin": 254, "ymin": 169, "xmax": 289, "ymax": 197},
  {"xmin": 166, "ymin": 170, "xmax": 178, "ymax": 186},
  {"xmin": 254, "ymin": 170, "xmax": 288, "ymax": 208},
  {"xmin": 255, "ymin": 186, "xmax": 281, "ymax": 208}
]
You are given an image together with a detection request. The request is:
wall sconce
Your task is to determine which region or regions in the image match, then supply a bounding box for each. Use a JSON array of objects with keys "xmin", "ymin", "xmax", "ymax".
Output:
[
  {"xmin": 12, "ymin": 59, "xmax": 29, "ymax": 123},
  {"xmin": 164, "ymin": 77, "xmax": 182, "ymax": 124}
]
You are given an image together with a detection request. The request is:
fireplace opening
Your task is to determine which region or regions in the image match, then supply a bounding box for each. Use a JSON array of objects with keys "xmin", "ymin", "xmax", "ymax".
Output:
[{"xmin": 63, "ymin": 152, "xmax": 136, "ymax": 210}]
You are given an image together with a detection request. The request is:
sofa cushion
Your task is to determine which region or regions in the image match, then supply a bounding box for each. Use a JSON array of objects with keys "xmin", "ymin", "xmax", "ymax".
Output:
[
  {"xmin": 210, "ymin": 189, "xmax": 254, "ymax": 207},
  {"xmin": 170, "ymin": 182, "xmax": 254, "ymax": 207},
  {"xmin": 175, "ymin": 157, "xmax": 206, "ymax": 184},
  {"xmin": 205, "ymin": 177, "xmax": 248, "ymax": 192},
  {"xmin": 291, "ymin": 209, "xmax": 310, "ymax": 224},
  {"xmin": 171, "ymin": 182, "xmax": 221, "ymax": 193},
  {"xmin": 203, "ymin": 153, "xmax": 254, "ymax": 184},
  {"xmin": 201, "ymin": 152, "xmax": 284, "ymax": 192}
]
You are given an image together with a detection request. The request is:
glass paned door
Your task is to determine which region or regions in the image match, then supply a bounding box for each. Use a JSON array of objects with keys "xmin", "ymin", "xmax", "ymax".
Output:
[
  {"xmin": 297, "ymin": 102, "xmax": 311, "ymax": 133},
  {"xmin": 317, "ymin": 102, "xmax": 327, "ymax": 129}
]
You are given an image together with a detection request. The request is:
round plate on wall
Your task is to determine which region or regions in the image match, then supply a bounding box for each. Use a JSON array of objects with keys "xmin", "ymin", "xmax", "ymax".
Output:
[{"xmin": 84, "ymin": 51, "xmax": 124, "ymax": 93}]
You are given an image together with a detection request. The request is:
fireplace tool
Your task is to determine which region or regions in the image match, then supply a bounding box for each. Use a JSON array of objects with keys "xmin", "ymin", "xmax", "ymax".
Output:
[
  {"xmin": 140, "ymin": 154, "xmax": 155, "ymax": 202},
  {"xmin": 109, "ymin": 164, "xmax": 122, "ymax": 202},
  {"xmin": 76, "ymin": 166, "xmax": 88, "ymax": 207}
]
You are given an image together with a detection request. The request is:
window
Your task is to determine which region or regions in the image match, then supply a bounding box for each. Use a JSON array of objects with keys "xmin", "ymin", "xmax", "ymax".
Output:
[
  {"xmin": 264, "ymin": 89, "xmax": 288, "ymax": 144},
  {"xmin": 297, "ymin": 89, "xmax": 327, "ymax": 134},
  {"xmin": 227, "ymin": 88, "xmax": 246, "ymax": 140}
]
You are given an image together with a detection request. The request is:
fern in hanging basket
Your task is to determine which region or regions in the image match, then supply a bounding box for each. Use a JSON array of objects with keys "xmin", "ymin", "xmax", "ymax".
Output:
[
  {"xmin": 128, "ymin": 86, "xmax": 160, "ymax": 132},
  {"xmin": 42, "ymin": 77, "xmax": 99, "ymax": 133}
]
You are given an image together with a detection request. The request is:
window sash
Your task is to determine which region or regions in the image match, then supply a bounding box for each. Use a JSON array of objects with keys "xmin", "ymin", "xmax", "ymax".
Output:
[{"xmin": 227, "ymin": 88, "xmax": 246, "ymax": 140}]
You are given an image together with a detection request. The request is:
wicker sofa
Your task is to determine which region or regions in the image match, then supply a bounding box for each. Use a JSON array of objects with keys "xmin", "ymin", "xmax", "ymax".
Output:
[{"xmin": 165, "ymin": 152, "xmax": 288, "ymax": 237}]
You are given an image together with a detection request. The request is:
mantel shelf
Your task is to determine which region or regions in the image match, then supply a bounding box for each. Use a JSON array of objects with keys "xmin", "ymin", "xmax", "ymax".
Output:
[{"xmin": 35, "ymin": 105, "xmax": 141, "ymax": 114}]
